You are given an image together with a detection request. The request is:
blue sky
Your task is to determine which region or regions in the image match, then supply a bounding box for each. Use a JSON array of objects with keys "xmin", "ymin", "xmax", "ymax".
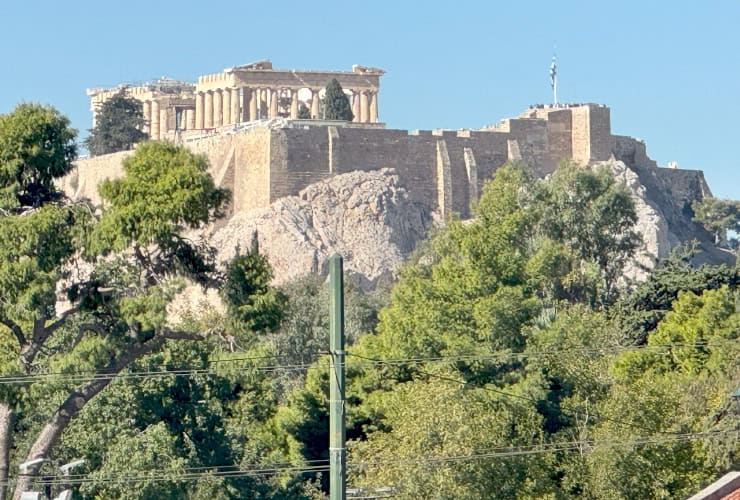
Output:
[{"xmin": 1, "ymin": 0, "xmax": 738, "ymax": 198}]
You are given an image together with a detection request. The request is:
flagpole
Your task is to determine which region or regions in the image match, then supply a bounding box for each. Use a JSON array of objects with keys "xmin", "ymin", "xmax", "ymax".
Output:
[{"xmin": 550, "ymin": 54, "xmax": 558, "ymax": 106}]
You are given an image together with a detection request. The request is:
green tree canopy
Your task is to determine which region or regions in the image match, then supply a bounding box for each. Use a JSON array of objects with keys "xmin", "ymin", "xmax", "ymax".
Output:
[
  {"xmin": 0, "ymin": 103, "xmax": 77, "ymax": 209},
  {"xmin": 0, "ymin": 117, "xmax": 289, "ymax": 498},
  {"xmin": 323, "ymin": 79, "xmax": 353, "ymax": 121},
  {"xmin": 84, "ymin": 89, "xmax": 148, "ymax": 156},
  {"xmin": 692, "ymin": 196, "xmax": 740, "ymax": 248}
]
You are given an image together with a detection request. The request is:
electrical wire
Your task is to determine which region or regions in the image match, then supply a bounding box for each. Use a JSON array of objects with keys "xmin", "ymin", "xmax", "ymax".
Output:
[
  {"xmin": 7, "ymin": 429, "xmax": 735, "ymax": 487},
  {"xmin": 0, "ymin": 339, "xmax": 730, "ymax": 387},
  {"xmin": 0, "ymin": 354, "xmax": 327, "ymax": 386},
  {"xmin": 344, "ymin": 339, "xmax": 736, "ymax": 368}
]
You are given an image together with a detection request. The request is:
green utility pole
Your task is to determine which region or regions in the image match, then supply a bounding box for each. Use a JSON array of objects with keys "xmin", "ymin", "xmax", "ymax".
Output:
[{"xmin": 328, "ymin": 255, "xmax": 346, "ymax": 500}]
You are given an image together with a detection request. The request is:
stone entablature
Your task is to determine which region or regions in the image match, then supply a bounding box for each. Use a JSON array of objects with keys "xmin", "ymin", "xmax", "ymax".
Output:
[
  {"xmin": 71, "ymin": 103, "xmax": 659, "ymax": 219},
  {"xmin": 87, "ymin": 78, "xmax": 196, "ymax": 141},
  {"xmin": 86, "ymin": 60, "xmax": 384, "ymax": 142}
]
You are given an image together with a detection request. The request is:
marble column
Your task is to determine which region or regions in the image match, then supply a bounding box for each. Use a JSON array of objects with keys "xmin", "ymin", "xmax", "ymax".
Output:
[
  {"xmin": 195, "ymin": 92, "xmax": 204, "ymax": 129},
  {"xmin": 186, "ymin": 109, "xmax": 195, "ymax": 130},
  {"xmin": 242, "ymin": 88, "xmax": 252, "ymax": 121},
  {"xmin": 204, "ymin": 91, "xmax": 213, "ymax": 128},
  {"xmin": 269, "ymin": 88, "xmax": 278, "ymax": 118},
  {"xmin": 351, "ymin": 91, "xmax": 360, "ymax": 122},
  {"xmin": 249, "ymin": 88, "xmax": 258, "ymax": 120},
  {"xmin": 369, "ymin": 92, "xmax": 378, "ymax": 123},
  {"xmin": 231, "ymin": 88, "xmax": 240, "ymax": 124},
  {"xmin": 213, "ymin": 89, "xmax": 223, "ymax": 127},
  {"xmin": 142, "ymin": 101, "xmax": 152, "ymax": 134},
  {"xmin": 222, "ymin": 88, "xmax": 231, "ymax": 125},
  {"xmin": 290, "ymin": 90, "xmax": 298, "ymax": 119},
  {"xmin": 311, "ymin": 89, "xmax": 320, "ymax": 119},
  {"xmin": 150, "ymin": 100, "xmax": 160, "ymax": 140},
  {"xmin": 159, "ymin": 107, "xmax": 168, "ymax": 139},
  {"xmin": 359, "ymin": 91, "xmax": 369, "ymax": 123}
]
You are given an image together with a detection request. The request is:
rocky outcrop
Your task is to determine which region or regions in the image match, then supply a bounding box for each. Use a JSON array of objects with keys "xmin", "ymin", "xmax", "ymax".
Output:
[
  {"xmin": 208, "ymin": 168, "xmax": 431, "ymax": 288},
  {"xmin": 599, "ymin": 157, "xmax": 734, "ymax": 281},
  {"xmin": 602, "ymin": 159, "xmax": 674, "ymax": 282}
]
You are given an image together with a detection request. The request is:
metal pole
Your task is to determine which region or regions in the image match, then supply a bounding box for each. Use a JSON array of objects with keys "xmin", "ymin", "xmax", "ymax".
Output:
[{"xmin": 328, "ymin": 255, "xmax": 346, "ymax": 500}]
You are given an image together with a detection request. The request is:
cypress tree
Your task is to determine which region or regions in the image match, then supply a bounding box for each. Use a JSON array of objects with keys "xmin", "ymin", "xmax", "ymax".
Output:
[{"xmin": 323, "ymin": 78, "xmax": 354, "ymax": 121}]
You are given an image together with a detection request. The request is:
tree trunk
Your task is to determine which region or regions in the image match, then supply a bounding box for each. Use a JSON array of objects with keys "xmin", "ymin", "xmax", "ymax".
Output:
[
  {"xmin": 0, "ymin": 403, "xmax": 14, "ymax": 500},
  {"xmin": 13, "ymin": 337, "xmax": 165, "ymax": 499}
]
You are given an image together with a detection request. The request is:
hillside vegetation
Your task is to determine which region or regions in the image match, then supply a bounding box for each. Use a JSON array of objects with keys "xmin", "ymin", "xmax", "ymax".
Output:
[{"xmin": 0, "ymin": 103, "xmax": 737, "ymax": 499}]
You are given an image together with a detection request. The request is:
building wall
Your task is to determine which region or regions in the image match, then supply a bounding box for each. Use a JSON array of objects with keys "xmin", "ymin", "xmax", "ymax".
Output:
[{"xmin": 69, "ymin": 104, "xmax": 679, "ymax": 223}]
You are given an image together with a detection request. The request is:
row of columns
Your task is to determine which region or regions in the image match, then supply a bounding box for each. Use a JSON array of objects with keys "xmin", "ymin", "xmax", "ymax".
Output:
[
  {"xmin": 140, "ymin": 87, "xmax": 380, "ymax": 139},
  {"xmin": 142, "ymin": 100, "xmax": 195, "ymax": 140},
  {"xmin": 194, "ymin": 87, "xmax": 379, "ymax": 129}
]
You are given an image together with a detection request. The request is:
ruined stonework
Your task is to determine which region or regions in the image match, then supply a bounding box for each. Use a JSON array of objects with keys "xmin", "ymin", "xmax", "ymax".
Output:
[
  {"xmin": 67, "ymin": 100, "xmax": 729, "ymax": 284},
  {"xmin": 87, "ymin": 60, "xmax": 384, "ymax": 141}
]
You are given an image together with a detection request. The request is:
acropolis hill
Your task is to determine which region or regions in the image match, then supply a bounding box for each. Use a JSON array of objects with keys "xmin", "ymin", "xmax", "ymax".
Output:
[{"xmin": 67, "ymin": 60, "xmax": 728, "ymax": 283}]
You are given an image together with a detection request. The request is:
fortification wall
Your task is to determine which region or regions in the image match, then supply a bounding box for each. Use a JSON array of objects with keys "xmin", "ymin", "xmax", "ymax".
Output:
[
  {"xmin": 271, "ymin": 127, "xmax": 332, "ymax": 201},
  {"xmin": 57, "ymin": 150, "xmax": 132, "ymax": 205},
  {"xmin": 545, "ymin": 109, "xmax": 573, "ymax": 168},
  {"xmin": 67, "ymin": 105, "xmax": 711, "ymax": 233},
  {"xmin": 588, "ymin": 105, "xmax": 612, "ymax": 161}
]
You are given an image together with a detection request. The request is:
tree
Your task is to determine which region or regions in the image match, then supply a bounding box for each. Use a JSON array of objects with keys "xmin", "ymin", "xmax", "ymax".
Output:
[
  {"xmin": 586, "ymin": 286, "xmax": 740, "ymax": 499},
  {"xmin": 84, "ymin": 89, "xmax": 148, "ymax": 156},
  {"xmin": 0, "ymin": 113, "xmax": 286, "ymax": 498},
  {"xmin": 0, "ymin": 103, "xmax": 77, "ymax": 210},
  {"xmin": 535, "ymin": 160, "xmax": 641, "ymax": 307},
  {"xmin": 297, "ymin": 102, "xmax": 311, "ymax": 120},
  {"xmin": 692, "ymin": 196, "xmax": 740, "ymax": 249},
  {"xmin": 273, "ymin": 162, "xmax": 645, "ymax": 497},
  {"xmin": 322, "ymin": 79, "xmax": 353, "ymax": 121}
]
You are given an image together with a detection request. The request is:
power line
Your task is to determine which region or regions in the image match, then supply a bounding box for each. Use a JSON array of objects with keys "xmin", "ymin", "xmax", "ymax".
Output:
[
  {"xmin": 0, "ymin": 354, "xmax": 326, "ymax": 385},
  {"xmin": 345, "ymin": 340, "xmax": 735, "ymax": 368},
  {"xmin": 8, "ymin": 430, "xmax": 735, "ymax": 487},
  {"xmin": 0, "ymin": 339, "xmax": 730, "ymax": 386}
]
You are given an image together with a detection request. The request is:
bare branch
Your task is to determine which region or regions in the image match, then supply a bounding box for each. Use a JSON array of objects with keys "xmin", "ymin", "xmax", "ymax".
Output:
[
  {"xmin": 13, "ymin": 334, "xmax": 168, "ymax": 497},
  {"xmin": 0, "ymin": 319, "xmax": 25, "ymax": 347},
  {"xmin": 44, "ymin": 305, "xmax": 81, "ymax": 336}
]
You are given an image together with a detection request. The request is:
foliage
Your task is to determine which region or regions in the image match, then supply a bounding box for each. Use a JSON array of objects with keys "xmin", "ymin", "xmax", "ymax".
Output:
[
  {"xmin": 612, "ymin": 244, "xmax": 739, "ymax": 343},
  {"xmin": 349, "ymin": 378, "xmax": 554, "ymax": 499},
  {"xmin": 0, "ymin": 103, "xmax": 77, "ymax": 209},
  {"xmin": 297, "ymin": 103, "xmax": 311, "ymax": 120},
  {"xmin": 1, "ymin": 103, "xmax": 736, "ymax": 499},
  {"xmin": 692, "ymin": 196, "xmax": 740, "ymax": 248},
  {"xmin": 536, "ymin": 161, "xmax": 641, "ymax": 307},
  {"xmin": 322, "ymin": 79, "xmax": 353, "ymax": 121},
  {"xmin": 84, "ymin": 89, "xmax": 148, "ymax": 156},
  {"xmin": 0, "ymin": 114, "xmax": 290, "ymax": 498},
  {"xmin": 586, "ymin": 286, "xmax": 740, "ymax": 499},
  {"xmin": 94, "ymin": 141, "xmax": 227, "ymax": 253},
  {"xmin": 222, "ymin": 247, "xmax": 286, "ymax": 336}
]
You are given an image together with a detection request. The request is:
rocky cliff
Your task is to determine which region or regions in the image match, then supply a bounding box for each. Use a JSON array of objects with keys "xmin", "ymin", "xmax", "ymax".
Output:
[{"xmin": 208, "ymin": 168, "xmax": 431, "ymax": 288}]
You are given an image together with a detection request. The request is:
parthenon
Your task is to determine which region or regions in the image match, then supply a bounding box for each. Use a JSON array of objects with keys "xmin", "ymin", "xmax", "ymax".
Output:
[{"xmin": 87, "ymin": 60, "xmax": 385, "ymax": 140}]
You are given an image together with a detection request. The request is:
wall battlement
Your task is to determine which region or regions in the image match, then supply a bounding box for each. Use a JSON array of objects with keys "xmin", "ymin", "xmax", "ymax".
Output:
[{"xmin": 72, "ymin": 103, "xmax": 699, "ymax": 224}]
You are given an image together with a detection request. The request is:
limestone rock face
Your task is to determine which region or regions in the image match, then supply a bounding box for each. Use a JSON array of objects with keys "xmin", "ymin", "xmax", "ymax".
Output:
[
  {"xmin": 209, "ymin": 168, "xmax": 431, "ymax": 288},
  {"xmin": 600, "ymin": 159, "xmax": 673, "ymax": 282},
  {"xmin": 597, "ymin": 158, "xmax": 734, "ymax": 282}
]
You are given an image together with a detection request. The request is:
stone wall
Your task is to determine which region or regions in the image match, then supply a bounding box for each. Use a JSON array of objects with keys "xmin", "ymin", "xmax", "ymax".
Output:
[
  {"xmin": 67, "ymin": 105, "xmax": 711, "ymax": 232},
  {"xmin": 57, "ymin": 150, "xmax": 132, "ymax": 206}
]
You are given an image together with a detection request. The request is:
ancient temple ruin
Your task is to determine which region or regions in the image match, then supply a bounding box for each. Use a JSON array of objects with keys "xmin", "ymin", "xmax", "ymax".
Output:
[{"xmin": 86, "ymin": 60, "xmax": 384, "ymax": 140}]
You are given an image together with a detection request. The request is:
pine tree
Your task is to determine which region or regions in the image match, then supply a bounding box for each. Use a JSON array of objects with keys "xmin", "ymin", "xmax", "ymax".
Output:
[
  {"xmin": 323, "ymin": 78, "xmax": 353, "ymax": 121},
  {"xmin": 85, "ymin": 89, "xmax": 148, "ymax": 156}
]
